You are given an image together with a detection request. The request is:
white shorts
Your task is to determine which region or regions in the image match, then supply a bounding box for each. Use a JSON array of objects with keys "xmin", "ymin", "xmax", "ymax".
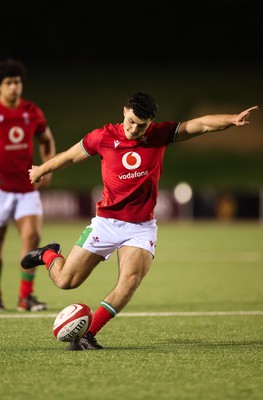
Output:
[
  {"xmin": 0, "ymin": 189, "xmax": 43, "ymax": 227},
  {"xmin": 76, "ymin": 216, "xmax": 158, "ymax": 260}
]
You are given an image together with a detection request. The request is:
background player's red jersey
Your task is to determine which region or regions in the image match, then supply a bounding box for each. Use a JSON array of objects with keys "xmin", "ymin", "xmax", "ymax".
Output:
[
  {"xmin": 0, "ymin": 98, "xmax": 47, "ymax": 193},
  {"xmin": 81, "ymin": 121, "xmax": 179, "ymax": 222}
]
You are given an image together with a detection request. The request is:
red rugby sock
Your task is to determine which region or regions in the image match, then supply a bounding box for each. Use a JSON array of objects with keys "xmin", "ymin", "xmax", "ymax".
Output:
[
  {"xmin": 20, "ymin": 272, "xmax": 34, "ymax": 298},
  {"xmin": 89, "ymin": 305, "xmax": 115, "ymax": 336},
  {"xmin": 42, "ymin": 250, "xmax": 64, "ymax": 271}
]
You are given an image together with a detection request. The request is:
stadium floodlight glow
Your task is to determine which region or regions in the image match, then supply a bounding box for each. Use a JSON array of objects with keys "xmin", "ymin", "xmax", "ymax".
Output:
[{"xmin": 173, "ymin": 182, "xmax": 193, "ymax": 204}]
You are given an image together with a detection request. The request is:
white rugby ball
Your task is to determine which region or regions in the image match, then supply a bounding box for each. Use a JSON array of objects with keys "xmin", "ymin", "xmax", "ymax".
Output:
[{"xmin": 53, "ymin": 303, "xmax": 93, "ymax": 342}]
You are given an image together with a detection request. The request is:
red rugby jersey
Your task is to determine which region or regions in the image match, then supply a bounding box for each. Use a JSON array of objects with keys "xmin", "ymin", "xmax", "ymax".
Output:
[
  {"xmin": 0, "ymin": 98, "xmax": 47, "ymax": 192},
  {"xmin": 81, "ymin": 121, "xmax": 179, "ymax": 222}
]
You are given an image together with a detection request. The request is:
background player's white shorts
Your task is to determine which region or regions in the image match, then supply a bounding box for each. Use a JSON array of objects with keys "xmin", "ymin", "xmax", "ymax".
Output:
[
  {"xmin": 76, "ymin": 216, "xmax": 158, "ymax": 260},
  {"xmin": 0, "ymin": 190, "xmax": 43, "ymax": 227}
]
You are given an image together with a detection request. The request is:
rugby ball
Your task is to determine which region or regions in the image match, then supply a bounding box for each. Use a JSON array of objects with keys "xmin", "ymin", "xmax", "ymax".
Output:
[{"xmin": 53, "ymin": 303, "xmax": 93, "ymax": 342}]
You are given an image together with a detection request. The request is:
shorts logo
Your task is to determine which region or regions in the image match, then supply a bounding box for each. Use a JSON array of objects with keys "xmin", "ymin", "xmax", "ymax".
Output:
[
  {"xmin": 9, "ymin": 126, "xmax": 24, "ymax": 143},
  {"xmin": 122, "ymin": 152, "xmax": 141, "ymax": 170}
]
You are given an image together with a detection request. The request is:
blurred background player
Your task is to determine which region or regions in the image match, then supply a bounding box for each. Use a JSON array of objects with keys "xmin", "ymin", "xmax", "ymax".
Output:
[{"xmin": 0, "ymin": 58, "xmax": 56, "ymax": 311}]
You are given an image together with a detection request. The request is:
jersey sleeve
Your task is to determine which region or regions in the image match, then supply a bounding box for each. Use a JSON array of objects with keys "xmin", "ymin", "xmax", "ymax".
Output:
[
  {"xmin": 34, "ymin": 105, "xmax": 48, "ymax": 136},
  {"xmin": 149, "ymin": 121, "xmax": 180, "ymax": 145},
  {"xmin": 164, "ymin": 121, "xmax": 180, "ymax": 143},
  {"xmin": 80, "ymin": 128, "xmax": 104, "ymax": 156}
]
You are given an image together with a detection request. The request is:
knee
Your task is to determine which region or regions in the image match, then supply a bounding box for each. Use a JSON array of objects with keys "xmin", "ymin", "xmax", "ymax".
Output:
[
  {"xmin": 53, "ymin": 276, "xmax": 80, "ymax": 290},
  {"xmin": 125, "ymin": 273, "xmax": 142, "ymax": 293},
  {"xmin": 22, "ymin": 232, "xmax": 41, "ymax": 247}
]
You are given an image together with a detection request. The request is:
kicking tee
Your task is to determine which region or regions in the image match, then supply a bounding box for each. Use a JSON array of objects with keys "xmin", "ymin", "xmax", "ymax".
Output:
[{"xmin": 81, "ymin": 121, "xmax": 179, "ymax": 222}]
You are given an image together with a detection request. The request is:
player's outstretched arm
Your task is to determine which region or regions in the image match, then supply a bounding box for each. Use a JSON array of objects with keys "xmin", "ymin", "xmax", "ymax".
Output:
[
  {"xmin": 177, "ymin": 105, "xmax": 259, "ymax": 142},
  {"xmin": 29, "ymin": 142, "xmax": 87, "ymax": 184}
]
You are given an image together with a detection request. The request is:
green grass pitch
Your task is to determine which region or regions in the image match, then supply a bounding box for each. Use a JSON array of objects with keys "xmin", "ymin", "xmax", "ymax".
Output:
[{"xmin": 0, "ymin": 220, "xmax": 262, "ymax": 400}]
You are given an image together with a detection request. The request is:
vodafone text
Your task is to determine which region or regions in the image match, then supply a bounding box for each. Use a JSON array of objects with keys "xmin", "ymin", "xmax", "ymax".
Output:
[{"xmin": 119, "ymin": 170, "xmax": 148, "ymax": 180}]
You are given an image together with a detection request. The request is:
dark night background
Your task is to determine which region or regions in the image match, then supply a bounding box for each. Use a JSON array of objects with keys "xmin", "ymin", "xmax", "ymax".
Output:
[
  {"xmin": 1, "ymin": 0, "xmax": 262, "ymax": 206},
  {"xmin": 1, "ymin": 1, "xmax": 262, "ymax": 67}
]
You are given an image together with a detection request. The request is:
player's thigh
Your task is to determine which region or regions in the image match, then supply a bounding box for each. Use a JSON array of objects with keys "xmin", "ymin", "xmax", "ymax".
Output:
[
  {"xmin": 117, "ymin": 245, "xmax": 153, "ymax": 280},
  {"xmin": 16, "ymin": 215, "xmax": 42, "ymax": 241},
  {"xmin": 63, "ymin": 245, "xmax": 104, "ymax": 283}
]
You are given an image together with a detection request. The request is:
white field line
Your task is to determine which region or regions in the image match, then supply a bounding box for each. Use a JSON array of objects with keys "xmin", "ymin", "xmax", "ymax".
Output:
[{"xmin": 0, "ymin": 311, "xmax": 263, "ymax": 319}]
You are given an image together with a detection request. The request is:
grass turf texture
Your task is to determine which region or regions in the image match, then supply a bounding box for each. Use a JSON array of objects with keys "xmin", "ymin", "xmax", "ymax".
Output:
[{"xmin": 0, "ymin": 221, "xmax": 262, "ymax": 400}]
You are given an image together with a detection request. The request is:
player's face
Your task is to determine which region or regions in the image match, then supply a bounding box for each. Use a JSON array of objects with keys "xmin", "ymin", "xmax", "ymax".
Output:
[
  {"xmin": 123, "ymin": 107, "xmax": 152, "ymax": 140},
  {"xmin": 0, "ymin": 76, "xmax": 23, "ymax": 107}
]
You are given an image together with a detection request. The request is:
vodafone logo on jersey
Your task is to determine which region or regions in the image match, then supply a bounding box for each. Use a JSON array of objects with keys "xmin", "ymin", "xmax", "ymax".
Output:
[
  {"xmin": 4, "ymin": 127, "xmax": 28, "ymax": 150},
  {"xmin": 122, "ymin": 152, "xmax": 141, "ymax": 170},
  {"xmin": 119, "ymin": 151, "xmax": 148, "ymax": 180},
  {"xmin": 9, "ymin": 126, "xmax": 24, "ymax": 143}
]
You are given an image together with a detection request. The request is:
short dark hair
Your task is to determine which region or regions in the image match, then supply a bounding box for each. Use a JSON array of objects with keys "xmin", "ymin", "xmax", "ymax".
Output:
[
  {"xmin": 0, "ymin": 58, "xmax": 27, "ymax": 84},
  {"xmin": 126, "ymin": 92, "xmax": 158, "ymax": 120}
]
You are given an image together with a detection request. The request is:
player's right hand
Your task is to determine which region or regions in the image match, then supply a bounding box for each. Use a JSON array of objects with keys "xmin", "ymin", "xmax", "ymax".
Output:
[{"xmin": 28, "ymin": 165, "xmax": 42, "ymax": 184}]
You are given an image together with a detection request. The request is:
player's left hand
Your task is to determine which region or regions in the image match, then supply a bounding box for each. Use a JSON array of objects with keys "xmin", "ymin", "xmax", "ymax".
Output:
[{"xmin": 235, "ymin": 106, "xmax": 259, "ymax": 126}]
